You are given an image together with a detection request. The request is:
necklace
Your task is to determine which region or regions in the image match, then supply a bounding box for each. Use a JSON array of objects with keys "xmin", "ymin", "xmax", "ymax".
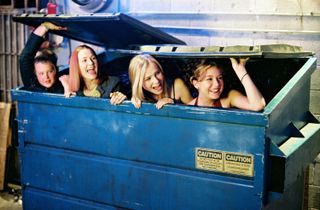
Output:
[{"xmin": 84, "ymin": 85, "xmax": 101, "ymax": 97}]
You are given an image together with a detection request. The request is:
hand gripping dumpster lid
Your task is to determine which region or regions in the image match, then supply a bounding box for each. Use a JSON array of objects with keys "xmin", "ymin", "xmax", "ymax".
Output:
[{"xmin": 12, "ymin": 13, "xmax": 320, "ymax": 210}]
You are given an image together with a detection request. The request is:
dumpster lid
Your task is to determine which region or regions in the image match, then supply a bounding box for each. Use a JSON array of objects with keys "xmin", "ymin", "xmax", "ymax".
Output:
[
  {"xmin": 13, "ymin": 13, "xmax": 314, "ymax": 58},
  {"xmin": 128, "ymin": 44, "xmax": 315, "ymax": 58},
  {"xmin": 12, "ymin": 13, "xmax": 186, "ymax": 49}
]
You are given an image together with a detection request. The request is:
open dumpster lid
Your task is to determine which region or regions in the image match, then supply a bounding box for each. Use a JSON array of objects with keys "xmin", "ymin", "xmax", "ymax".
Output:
[
  {"xmin": 12, "ymin": 13, "xmax": 186, "ymax": 49},
  {"xmin": 13, "ymin": 13, "xmax": 314, "ymax": 58}
]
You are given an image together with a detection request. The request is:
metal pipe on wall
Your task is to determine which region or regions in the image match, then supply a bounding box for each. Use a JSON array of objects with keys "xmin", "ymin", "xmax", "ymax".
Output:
[
  {"xmin": 0, "ymin": 9, "xmax": 29, "ymax": 102},
  {"xmin": 0, "ymin": 13, "xmax": 6, "ymax": 102}
]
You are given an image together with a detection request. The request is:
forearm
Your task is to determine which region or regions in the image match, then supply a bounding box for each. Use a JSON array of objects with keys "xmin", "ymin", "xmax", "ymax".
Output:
[
  {"xmin": 19, "ymin": 33, "xmax": 45, "ymax": 86},
  {"xmin": 231, "ymin": 58, "xmax": 265, "ymax": 110},
  {"xmin": 33, "ymin": 24, "xmax": 49, "ymax": 37},
  {"xmin": 241, "ymin": 75, "xmax": 265, "ymax": 109}
]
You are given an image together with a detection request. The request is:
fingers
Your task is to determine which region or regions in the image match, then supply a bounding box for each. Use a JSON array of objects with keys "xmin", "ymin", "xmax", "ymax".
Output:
[
  {"xmin": 59, "ymin": 75, "xmax": 69, "ymax": 83},
  {"xmin": 131, "ymin": 97, "xmax": 141, "ymax": 109},
  {"xmin": 42, "ymin": 22, "xmax": 67, "ymax": 31},
  {"xmin": 155, "ymin": 101, "xmax": 164, "ymax": 109},
  {"xmin": 110, "ymin": 91, "xmax": 127, "ymax": 105},
  {"xmin": 239, "ymin": 57, "xmax": 249, "ymax": 65},
  {"xmin": 64, "ymin": 92, "xmax": 76, "ymax": 98},
  {"xmin": 230, "ymin": 57, "xmax": 249, "ymax": 64},
  {"xmin": 155, "ymin": 98, "xmax": 174, "ymax": 109},
  {"xmin": 230, "ymin": 57, "xmax": 237, "ymax": 64}
]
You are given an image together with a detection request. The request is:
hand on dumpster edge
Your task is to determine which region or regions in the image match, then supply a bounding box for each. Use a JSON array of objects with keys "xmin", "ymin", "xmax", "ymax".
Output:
[
  {"xmin": 59, "ymin": 75, "xmax": 76, "ymax": 98},
  {"xmin": 131, "ymin": 96, "xmax": 142, "ymax": 109},
  {"xmin": 110, "ymin": 91, "xmax": 127, "ymax": 105},
  {"xmin": 155, "ymin": 97, "xmax": 174, "ymax": 109}
]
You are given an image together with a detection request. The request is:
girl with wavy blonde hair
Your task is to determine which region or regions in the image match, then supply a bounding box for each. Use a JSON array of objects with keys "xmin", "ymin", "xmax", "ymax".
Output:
[{"xmin": 188, "ymin": 58, "xmax": 265, "ymax": 111}]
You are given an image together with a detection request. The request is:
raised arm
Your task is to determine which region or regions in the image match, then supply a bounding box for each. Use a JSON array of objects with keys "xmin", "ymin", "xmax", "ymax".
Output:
[
  {"xmin": 19, "ymin": 25, "xmax": 47, "ymax": 87},
  {"xmin": 19, "ymin": 22, "xmax": 66, "ymax": 87},
  {"xmin": 229, "ymin": 58, "xmax": 266, "ymax": 111}
]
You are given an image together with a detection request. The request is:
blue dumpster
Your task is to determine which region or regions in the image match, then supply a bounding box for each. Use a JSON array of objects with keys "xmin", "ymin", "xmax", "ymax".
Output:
[{"xmin": 12, "ymin": 13, "xmax": 320, "ymax": 210}]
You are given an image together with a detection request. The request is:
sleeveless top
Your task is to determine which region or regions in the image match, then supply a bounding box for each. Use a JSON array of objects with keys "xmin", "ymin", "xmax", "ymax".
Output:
[{"xmin": 194, "ymin": 97, "xmax": 222, "ymax": 108}]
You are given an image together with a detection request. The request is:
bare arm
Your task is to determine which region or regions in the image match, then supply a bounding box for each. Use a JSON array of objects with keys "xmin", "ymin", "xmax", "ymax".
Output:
[
  {"xmin": 229, "ymin": 58, "xmax": 266, "ymax": 111},
  {"xmin": 155, "ymin": 78, "xmax": 193, "ymax": 109},
  {"xmin": 19, "ymin": 22, "xmax": 67, "ymax": 87},
  {"xmin": 19, "ymin": 33, "xmax": 45, "ymax": 87},
  {"xmin": 173, "ymin": 78, "xmax": 193, "ymax": 104}
]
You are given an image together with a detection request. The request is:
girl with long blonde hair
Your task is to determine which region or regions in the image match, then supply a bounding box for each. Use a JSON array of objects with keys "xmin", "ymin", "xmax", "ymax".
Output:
[{"xmin": 128, "ymin": 54, "xmax": 192, "ymax": 109}]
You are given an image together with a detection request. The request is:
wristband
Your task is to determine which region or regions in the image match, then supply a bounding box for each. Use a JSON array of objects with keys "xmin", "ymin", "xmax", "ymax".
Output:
[{"xmin": 240, "ymin": 72, "xmax": 248, "ymax": 83}]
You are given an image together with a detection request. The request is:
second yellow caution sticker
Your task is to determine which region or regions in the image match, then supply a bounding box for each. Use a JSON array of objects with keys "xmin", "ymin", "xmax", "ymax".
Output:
[{"xmin": 195, "ymin": 148, "xmax": 254, "ymax": 177}]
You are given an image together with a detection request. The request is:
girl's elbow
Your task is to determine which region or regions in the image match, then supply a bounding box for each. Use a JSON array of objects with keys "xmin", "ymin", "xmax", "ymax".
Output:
[{"xmin": 251, "ymin": 99, "xmax": 266, "ymax": 111}]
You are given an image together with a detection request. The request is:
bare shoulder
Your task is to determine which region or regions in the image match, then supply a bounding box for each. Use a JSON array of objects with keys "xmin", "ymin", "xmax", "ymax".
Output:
[
  {"xmin": 228, "ymin": 89, "xmax": 242, "ymax": 98},
  {"xmin": 221, "ymin": 90, "xmax": 242, "ymax": 108},
  {"xmin": 174, "ymin": 78, "xmax": 187, "ymax": 87}
]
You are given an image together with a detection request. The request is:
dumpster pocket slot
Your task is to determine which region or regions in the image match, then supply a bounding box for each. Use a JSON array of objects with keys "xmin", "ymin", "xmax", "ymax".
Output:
[{"xmin": 269, "ymin": 122, "xmax": 320, "ymax": 193}]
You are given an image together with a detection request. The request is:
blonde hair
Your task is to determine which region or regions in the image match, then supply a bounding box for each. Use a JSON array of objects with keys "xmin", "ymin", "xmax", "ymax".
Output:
[
  {"xmin": 128, "ymin": 54, "xmax": 169, "ymax": 102},
  {"xmin": 69, "ymin": 45, "xmax": 99, "ymax": 92}
]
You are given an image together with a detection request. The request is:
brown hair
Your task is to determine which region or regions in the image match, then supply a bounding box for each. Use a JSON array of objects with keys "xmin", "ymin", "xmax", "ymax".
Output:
[
  {"xmin": 190, "ymin": 61, "xmax": 222, "ymax": 83},
  {"xmin": 34, "ymin": 49, "xmax": 58, "ymax": 73}
]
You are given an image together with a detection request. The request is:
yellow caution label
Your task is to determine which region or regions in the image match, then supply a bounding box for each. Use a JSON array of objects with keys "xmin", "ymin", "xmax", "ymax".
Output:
[
  {"xmin": 195, "ymin": 148, "xmax": 254, "ymax": 177},
  {"xmin": 224, "ymin": 152, "xmax": 254, "ymax": 177},
  {"xmin": 196, "ymin": 148, "xmax": 224, "ymax": 172}
]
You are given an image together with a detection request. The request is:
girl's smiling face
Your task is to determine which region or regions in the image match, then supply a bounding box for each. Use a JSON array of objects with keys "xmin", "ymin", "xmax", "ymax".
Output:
[
  {"xmin": 142, "ymin": 62, "xmax": 164, "ymax": 97},
  {"xmin": 78, "ymin": 48, "xmax": 98, "ymax": 80},
  {"xmin": 194, "ymin": 66, "xmax": 224, "ymax": 100}
]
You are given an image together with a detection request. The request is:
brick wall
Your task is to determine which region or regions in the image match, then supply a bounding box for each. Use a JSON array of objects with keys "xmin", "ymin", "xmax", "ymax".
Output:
[
  {"xmin": 305, "ymin": 155, "xmax": 320, "ymax": 210},
  {"xmin": 305, "ymin": 68, "xmax": 320, "ymax": 210}
]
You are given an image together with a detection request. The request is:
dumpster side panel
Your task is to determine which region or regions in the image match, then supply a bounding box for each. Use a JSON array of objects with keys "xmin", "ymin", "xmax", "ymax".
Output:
[
  {"xmin": 21, "ymin": 146, "xmax": 262, "ymax": 210},
  {"xmin": 23, "ymin": 188, "xmax": 118, "ymax": 210},
  {"xmin": 17, "ymin": 96, "xmax": 267, "ymax": 170},
  {"xmin": 15, "ymin": 95, "xmax": 267, "ymax": 210}
]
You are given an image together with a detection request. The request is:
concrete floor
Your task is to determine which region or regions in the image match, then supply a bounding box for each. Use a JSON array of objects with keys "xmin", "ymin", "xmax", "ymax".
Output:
[{"xmin": 0, "ymin": 191, "xmax": 22, "ymax": 210}]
